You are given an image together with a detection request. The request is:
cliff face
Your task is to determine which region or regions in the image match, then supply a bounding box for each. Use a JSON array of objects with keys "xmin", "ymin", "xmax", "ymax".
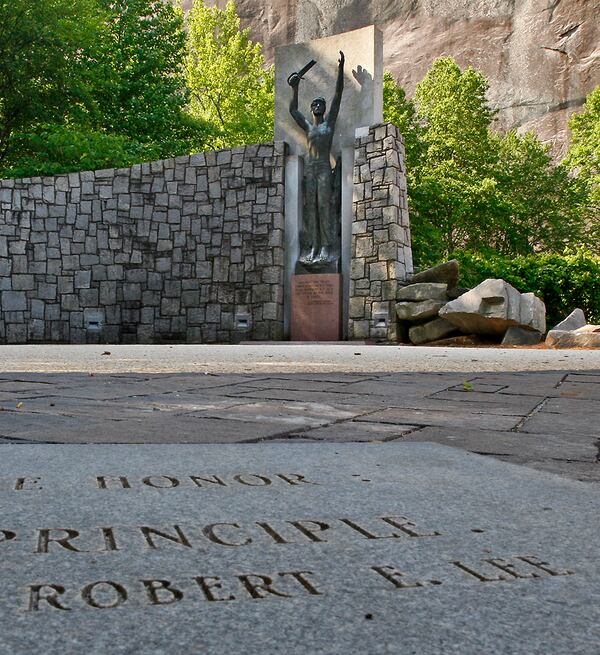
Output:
[{"xmin": 189, "ymin": 0, "xmax": 599, "ymax": 157}]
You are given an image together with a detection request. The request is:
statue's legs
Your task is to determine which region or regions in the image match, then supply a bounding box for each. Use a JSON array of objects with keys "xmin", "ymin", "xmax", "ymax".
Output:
[
  {"xmin": 300, "ymin": 165, "xmax": 319, "ymax": 263},
  {"xmin": 316, "ymin": 165, "xmax": 333, "ymax": 261},
  {"xmin": 316, "ymin": 167, "xmax": 333, "ymax": 246}
]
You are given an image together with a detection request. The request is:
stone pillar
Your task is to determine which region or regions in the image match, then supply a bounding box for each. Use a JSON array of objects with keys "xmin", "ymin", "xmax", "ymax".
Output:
[{"xmin": 348, "ymin": 123, "xmax": 412, "ymax": 342}]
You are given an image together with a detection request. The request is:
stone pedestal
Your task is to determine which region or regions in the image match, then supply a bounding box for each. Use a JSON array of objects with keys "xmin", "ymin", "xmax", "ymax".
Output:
[{"xmin": 291, "ymin": 274, "xmax": 342, "ymax": 341}]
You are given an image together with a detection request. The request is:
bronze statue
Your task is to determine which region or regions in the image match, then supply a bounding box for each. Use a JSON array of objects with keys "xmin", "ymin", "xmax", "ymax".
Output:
[{"xmin": 289, "ymin": 51, "xmax": 345, "ymax": 271}]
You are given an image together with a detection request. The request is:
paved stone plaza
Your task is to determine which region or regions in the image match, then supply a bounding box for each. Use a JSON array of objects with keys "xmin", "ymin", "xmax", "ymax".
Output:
[{"xmin": 1, "ymin": 345, "xmax": 599, "ymax": 482}]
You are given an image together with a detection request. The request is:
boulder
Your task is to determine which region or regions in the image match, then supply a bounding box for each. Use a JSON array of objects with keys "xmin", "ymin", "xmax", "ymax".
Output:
[
  {"xmin": 397, "ymin": 283, "xmax": 448, "ymax": 302},
  {"xmin": 439, "ymin": 279, "xmax": 546, "ymax": 336},
  {"xmin": 551, "ymin": 308, "xmax": 586, "ymax": 332},
  {"xmin": 410, "ymin": 260, "xmax": 459, "ymax": 288},
  {"xmin": 395, "ymin": 299, "xmax": 446, "ymax": 322},
  {"xmin": 409, "ymin": 317, "xmax": 458, "ymax": 345},
  {"xmin": 501, "ymin": 327, "xmax": 543, "ymax": 346},
  {"xmin": 447, "ymin": 287, "xmax": 470, "ymax": 300},
  {"xmin": 546, "ymin": 324, "xmax": 600, "ymax": 349}
]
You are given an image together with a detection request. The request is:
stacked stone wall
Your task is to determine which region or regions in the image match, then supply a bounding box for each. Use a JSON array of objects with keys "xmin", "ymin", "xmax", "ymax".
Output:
[
  {"xmin": 0, "ymin": 143, "xmax": 286, "ymax": 344},
  {"xmin": 348, "ymin": 123, "xmax": 412, "ymax": 341}
]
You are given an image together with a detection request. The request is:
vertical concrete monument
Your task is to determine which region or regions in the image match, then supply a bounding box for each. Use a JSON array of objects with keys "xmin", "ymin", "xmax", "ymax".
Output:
[{"xmin": 275, "ymin": 26, "xmax": 384, "ymax": 340}]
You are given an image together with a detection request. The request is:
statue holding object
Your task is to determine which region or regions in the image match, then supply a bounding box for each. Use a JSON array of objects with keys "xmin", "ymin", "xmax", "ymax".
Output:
[{"xmin": 288, "ymin": 51, "xmax": 345, "ymax": 272}]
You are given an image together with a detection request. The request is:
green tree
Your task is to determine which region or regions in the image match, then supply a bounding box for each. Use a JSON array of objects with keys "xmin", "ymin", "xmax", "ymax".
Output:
[
  {"xmin": 84, "ymin": 0, "xmax": 204, "ymax": 157},
  {"xmin": 493, "ymin": 130, "xmax": 586, "ymax": 254},
  {"xmin": 0, "ymin": 0, "xmax": 99, "ymax": 165},
  {"xmin": 383, "ymin": 71, "xmax": 422, "ymax": 171},
  {"xmin": 383, "ymin": 58, "xmax": 588, "ymax": 265},
  {"xmin": 185, "ymin": 0, "xmax": 274, "ymax": 149},
  {"xmin": 410, "ymin": 58, "xmax": 500, "ymax": 262},
  {"xmin": 566, "ymin": 86, "xmax": 600, "ymax": 223},
  {"xmin": 0, "ymin": 0, "xmax": 210, "ymax": 178},
  {"xmin": 1, "ymin": 125, "xmax": 162, "ymax": 179}
]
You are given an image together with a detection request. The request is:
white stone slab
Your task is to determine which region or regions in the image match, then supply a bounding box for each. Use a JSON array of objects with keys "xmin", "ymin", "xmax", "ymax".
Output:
[
  {"xmin": 0, "ymin": 443, "xmax": 598, "ymax": 654},
  {"xmin": 275, "ymin": 26, "xmax": 383, "ymax": 157}
]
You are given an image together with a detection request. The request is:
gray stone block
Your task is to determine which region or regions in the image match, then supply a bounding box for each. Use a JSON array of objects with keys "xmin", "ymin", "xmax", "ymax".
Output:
[
  {"xmin": 396, "ymin": 299, "xmax": 445, "ymax": 322},
  {"xmin": 546, "ymin": 327, "xmax": 600, "ymax": 349},
  {"xmin": 440, "ymin": 279, "xmax": 546, "ymax": 336},
  {"xmin": 502, "ymin": 327, "xmax": 543, "ymax": 346},
  {"xmin": 410, "ymin": 259, "xmax": 459, "ymax": 287},
  {"xmin": 409, "ymin": 317, "xmax": 458, "ymax": 345},
  {"xmin": 551, "ymin": 308, "xmax": 586, "ymax": 332},
  {"xmin": 398, "ymin": 283, "xmax": 448, "ymax": 302},
  {"xmin": 74, "ymin": 270, "xmax": 91, "ymax": 289},
  {"xmin": 1, "ymin": 290, "xmax": 27, "ymax": 311}
]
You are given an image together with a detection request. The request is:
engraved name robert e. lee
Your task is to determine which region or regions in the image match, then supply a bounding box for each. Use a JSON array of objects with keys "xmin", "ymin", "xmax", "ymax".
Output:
[{"xmin": 22, "ymin": 556, "xmax": 572, "ymax": 612}]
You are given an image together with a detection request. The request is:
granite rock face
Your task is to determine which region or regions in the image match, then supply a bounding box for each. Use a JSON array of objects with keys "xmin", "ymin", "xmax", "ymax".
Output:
[
  {"xmin": 439, "ymin": 279, "xmax": 546, "ymax": 336},
  {"xmin": 194, "ymin": 0, "xmax": 600, "ymax": 157}
]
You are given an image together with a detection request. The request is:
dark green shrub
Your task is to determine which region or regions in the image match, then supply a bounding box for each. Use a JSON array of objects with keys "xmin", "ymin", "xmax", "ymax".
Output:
[{"xmin": 452, "ymin": 250, "xmax": 600, "ymax": 328}]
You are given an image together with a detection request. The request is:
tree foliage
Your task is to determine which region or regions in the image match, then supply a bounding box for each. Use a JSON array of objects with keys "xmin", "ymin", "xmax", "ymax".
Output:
[
  {"xmin": 383, "ymin": 71, "xmax": 422, "ymax": 171},
  {"xmin": 565, "ymin": 85, "xmax": 600, "ymax": 219},
  {"xmin": 185, "ymin": 0, "xmax": 274, "ymax": 149},
  {"xmin": 2, "ymin": 124, "xmax": 162, "ymax": 179},
  {"xmin": 84, "ymin": 0, "xmax": 204, "ymax": 156},
  {"xmin": 0, "ymin": 0, "xmax": 100, "ymax": 164},
  {"xmin": 384, "ymin": 58, "xmax": 589, "ymax": 266},
  {"xmin": 0, "ymin": 0, "xmax": 209, "ymax": 178}
]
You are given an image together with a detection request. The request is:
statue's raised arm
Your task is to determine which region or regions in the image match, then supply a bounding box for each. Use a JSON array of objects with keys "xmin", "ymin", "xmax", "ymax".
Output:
[
  {"xmin": 326, "ymin": 51, "xmax": 345, "ymax": 128},
  {"xmin": 289, "ymin": 74, "xmax": 309, "ymax": 132}
]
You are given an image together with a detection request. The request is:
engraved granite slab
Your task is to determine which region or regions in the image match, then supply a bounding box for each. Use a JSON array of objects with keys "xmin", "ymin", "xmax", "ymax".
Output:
[{"xmin": 0, "ymin": 443, "xmax": 598, "ymax": 654}]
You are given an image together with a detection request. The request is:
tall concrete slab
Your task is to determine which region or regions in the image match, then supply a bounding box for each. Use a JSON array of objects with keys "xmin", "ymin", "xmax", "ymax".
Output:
[
  {"xmin": 275, "ymin": 26, "xmax": 383, "ymax": 157},
  {"xmin": 276, "ymin": 27, "xmax": 383, "ymax": 336}
]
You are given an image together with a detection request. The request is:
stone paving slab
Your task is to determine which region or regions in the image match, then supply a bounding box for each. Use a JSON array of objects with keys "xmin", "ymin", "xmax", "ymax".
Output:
[
  {"xmin": 1, "ymin": 369, "xmax": 599, "ymax": 482},
  {"xmin": 404, "ymin": 426, "xmax": 597, "ymax": 461},
  {"xmin": 0, "ymin": 443, "xmax": 598, "ymax": 655},
  {"xmin": 285, "ymin": 422, "xmax": 420, "ymax": 442},
  {"xmin": 354, "ymin": 407, "xmax": 523, "ymax": 431}
]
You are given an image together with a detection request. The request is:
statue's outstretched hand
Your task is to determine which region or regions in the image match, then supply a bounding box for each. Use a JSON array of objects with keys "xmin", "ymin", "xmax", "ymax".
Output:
[{"xmin": 288, "ymin": 72, "xmax": 302, "ymax": 87}]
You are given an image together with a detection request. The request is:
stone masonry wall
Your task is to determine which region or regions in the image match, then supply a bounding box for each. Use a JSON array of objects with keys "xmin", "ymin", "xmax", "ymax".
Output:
[
  {"xmin": 0, "ymin": 143, "xmax": 286, "ymax": 344},
  {"xmin": 349, "ymin": 123, "xmax": 412, "ymax": 342}
]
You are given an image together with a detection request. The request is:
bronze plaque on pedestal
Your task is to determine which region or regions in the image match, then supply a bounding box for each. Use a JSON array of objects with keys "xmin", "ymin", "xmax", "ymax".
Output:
[{"xmin": 291, "ymin": 274, "xmax": 342, "ymax": 341}]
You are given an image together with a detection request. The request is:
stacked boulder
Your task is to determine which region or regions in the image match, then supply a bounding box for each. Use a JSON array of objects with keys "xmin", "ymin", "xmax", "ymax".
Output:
[
  {"xmin": 396, "ymin": 260, "xmax": 547, "ymax": 345},
  {"xmin": 439, "ymin": 279, "xmax": 546, "ymax": 345},
  {"xmin": 546, "ymin": 309, "xmax": 600, "ymax": 348},
  {"xmin": 395, "ymin": 260, "xmax": 463, "ymax": 345}
]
